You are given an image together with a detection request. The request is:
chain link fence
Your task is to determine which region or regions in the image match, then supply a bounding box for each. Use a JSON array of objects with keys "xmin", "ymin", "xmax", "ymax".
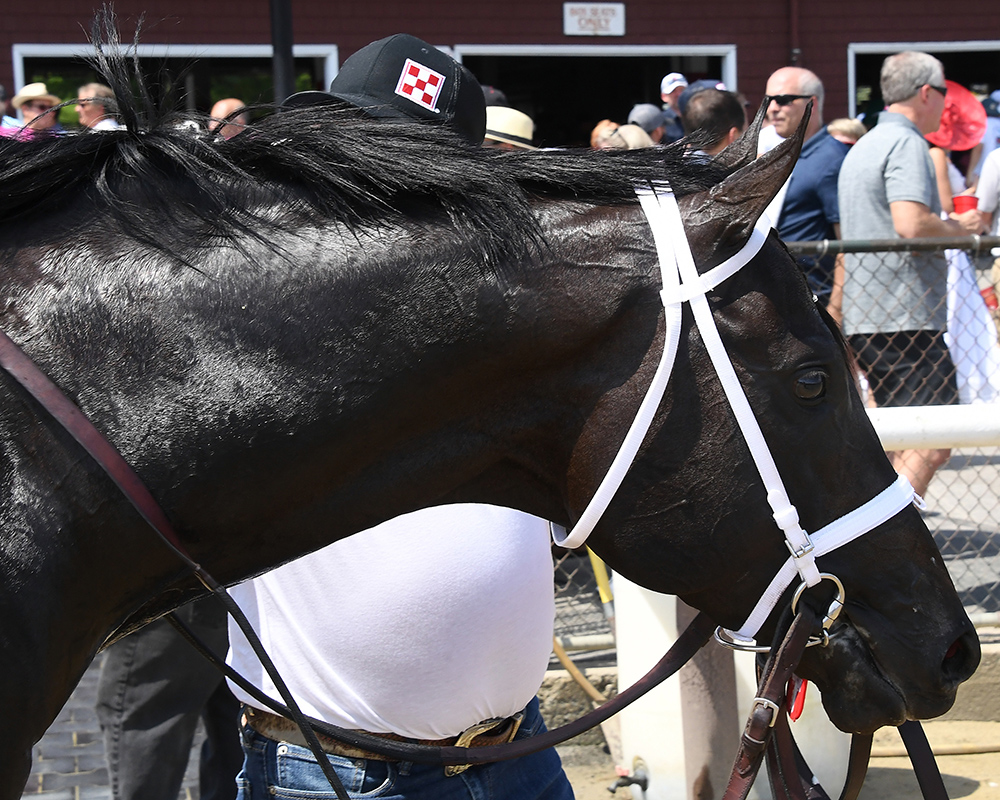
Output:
[
  {"xmin": 551, "ymin": 235, "xmax": 1000, "ymax": 662},
  {"xmin": 790, "ymin": 234, "xmax": 1000, "ymax": 619}
]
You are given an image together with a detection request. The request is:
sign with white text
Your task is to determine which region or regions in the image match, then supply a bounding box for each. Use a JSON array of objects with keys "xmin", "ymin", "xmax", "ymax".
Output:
[{"xmin": 563, "ymin": 3, "xmax": 626, "ymax": 36}]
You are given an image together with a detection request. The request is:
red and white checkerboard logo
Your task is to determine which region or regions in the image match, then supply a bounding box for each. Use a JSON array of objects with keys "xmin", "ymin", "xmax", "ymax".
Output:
[{"xmin": 394, "ymin": 58, "xmax": 446, "ymax": 113}]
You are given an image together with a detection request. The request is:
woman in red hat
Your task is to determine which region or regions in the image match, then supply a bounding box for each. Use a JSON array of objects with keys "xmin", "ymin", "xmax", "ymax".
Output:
[{"xmin": 925, "ymin": 80, "xmax": 1000, "ymax": 404}]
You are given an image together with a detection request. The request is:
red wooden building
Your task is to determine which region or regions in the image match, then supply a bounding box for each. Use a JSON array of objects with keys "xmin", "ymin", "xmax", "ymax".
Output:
[{"xmin": 3, "ymin": 1, "xmax": 999, "ymax": 146}]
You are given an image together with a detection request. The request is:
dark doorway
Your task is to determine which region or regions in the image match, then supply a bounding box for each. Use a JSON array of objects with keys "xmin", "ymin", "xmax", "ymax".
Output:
[
  {"xmin": 463, "ymin": 54, "xmax": 725, "ymax": 148},
  {"xmin": 20, "ymin": 54, "xmax": 325, "ymax": 127},
  {"xmin": 853, "ymin": 48, "xmax": 1000, "ymax": 126}
]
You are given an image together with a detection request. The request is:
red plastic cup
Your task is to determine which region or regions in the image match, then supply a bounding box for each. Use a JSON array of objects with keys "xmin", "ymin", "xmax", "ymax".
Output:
[
  {"xmin": 981, "ymin": 286, "xmax": 999, "ymax": 311},
  {"xmin": 953, "ymin": 195, "xmax": 979, "ymax": 213}
]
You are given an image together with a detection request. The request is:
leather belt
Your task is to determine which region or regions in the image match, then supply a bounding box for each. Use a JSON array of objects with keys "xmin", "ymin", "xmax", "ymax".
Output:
[{"xmin": 243, "ymin": 705, "xmax": 524, "ymax": 775}]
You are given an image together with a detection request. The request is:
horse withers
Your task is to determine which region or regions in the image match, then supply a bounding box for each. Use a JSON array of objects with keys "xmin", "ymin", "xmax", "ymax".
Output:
[{"xmin": 0, "ymin": 42, "xmax": 979, "ymax": 795}]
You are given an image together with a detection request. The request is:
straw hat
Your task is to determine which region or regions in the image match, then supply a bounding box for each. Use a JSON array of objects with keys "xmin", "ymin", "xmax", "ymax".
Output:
[
  {"xmin": 484, "ymin": 106, "xmax": 536, "ymax": 149},
  {"xmin": 11, "ymin": 82, "xmax": 61, "ymax": 110}
]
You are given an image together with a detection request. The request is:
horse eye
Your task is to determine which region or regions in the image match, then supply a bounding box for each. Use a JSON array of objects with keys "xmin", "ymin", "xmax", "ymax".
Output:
[{"xmin": 794, "ymin": 370, "xmax": 826, "ymax": 402}]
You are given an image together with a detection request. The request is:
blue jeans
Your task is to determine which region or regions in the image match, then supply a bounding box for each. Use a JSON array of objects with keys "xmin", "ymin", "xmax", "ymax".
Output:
[
  {"xmin": 235, "ymin": 697, "xmax": 575, "ymax": 800},
  {"xmin": 96, "ymin": 597, "xmax": 243, "ymax": 800}
]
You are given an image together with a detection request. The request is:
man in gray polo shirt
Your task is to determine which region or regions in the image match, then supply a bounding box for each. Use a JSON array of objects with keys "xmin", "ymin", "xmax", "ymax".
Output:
[{"xmin": 838, "ymin": 50, "xmax": 986, "ymax": 498}]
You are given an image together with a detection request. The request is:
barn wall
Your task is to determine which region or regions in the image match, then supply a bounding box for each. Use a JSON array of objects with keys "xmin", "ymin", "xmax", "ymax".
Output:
[{"xmin": 3, "ymin": 1, "xmax": 999, "ymax": 122}]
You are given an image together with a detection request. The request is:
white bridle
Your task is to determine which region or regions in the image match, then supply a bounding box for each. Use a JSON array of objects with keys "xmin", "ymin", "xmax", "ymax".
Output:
[{"xmin": 551, "ymin": 183, "xmax": 920, "ymax": 647}]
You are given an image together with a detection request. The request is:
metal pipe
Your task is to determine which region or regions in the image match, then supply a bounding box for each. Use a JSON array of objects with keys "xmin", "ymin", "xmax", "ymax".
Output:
[
  {"xmin": 270, "ymin": 0, "xmax": 295, "ymax": 104},
  {"xmin": 868, "ymin": 405, "xmax": 1000, "ymax": 451},
  {"xmin": 787, "ymin": 235, "xmax": 1000, "ymax": 255}
]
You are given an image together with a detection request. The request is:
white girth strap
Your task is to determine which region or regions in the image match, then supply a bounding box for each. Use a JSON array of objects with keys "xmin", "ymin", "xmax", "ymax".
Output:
[{"xmin": 552, "ymin": 183, "xmax": 919, "ymax": 645}]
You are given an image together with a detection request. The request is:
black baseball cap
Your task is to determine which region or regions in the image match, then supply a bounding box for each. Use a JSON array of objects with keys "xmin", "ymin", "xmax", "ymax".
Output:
[{"xmin": 328, "ymin": 34, "xmax": 486, "ymax": 144}]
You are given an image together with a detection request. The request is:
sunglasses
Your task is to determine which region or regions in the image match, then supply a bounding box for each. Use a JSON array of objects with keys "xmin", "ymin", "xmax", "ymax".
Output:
[
  {"xmin": 769, "ymin": 94, "xmax": 812, "ymax": 107},
  {"xmin": 928, "ymin": 84, "xmax": 948, "ymax": 97},
  {"xmin": 23, "ymin": 101, "xmax": 55, "ymax": 112}
]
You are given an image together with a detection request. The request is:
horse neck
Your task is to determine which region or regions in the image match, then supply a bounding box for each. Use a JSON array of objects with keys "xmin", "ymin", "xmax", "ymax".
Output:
[{"xmin": 0, "ymin": 202, "xmax": 663, "ymax": 647}]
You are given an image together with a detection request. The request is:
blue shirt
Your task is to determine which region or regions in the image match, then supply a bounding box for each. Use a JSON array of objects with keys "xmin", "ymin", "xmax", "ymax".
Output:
[
  {"xmin": 778, "ymin": 129, "xmax": 850, "ymax": 243},
  {"xmin": 777, "ymin": 129, "xmax": 849, "ymax": 300}
]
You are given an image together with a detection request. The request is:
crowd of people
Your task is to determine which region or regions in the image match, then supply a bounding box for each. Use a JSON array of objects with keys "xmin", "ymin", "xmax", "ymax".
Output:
[{"xmin": 6, "ymin": 37, "xmax": 1000, "ymax": 800}]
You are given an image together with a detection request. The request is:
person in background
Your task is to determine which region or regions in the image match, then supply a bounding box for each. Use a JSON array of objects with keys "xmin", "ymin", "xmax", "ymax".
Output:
[
  {"xmin": 484, "ymin": 105, "xmax": 536, "ymax": 150},
  {"xmin": 76, "ymin": 83, "xmax": 121, "ymax": 130},
  {"xmin": 229, "ymin": 34, "xmax": 574, "ymax": 800},
  {"xmin": 482, "ymin": 85, "xmax": 509, "ymax": 107},
  {"xmin": 838, "ymin": 51, "xmax": 987, "ymax": 499},
  {"xmin": 591, "ymin": 121, "xmax": 653, "ymax": 150},
  {"xmin": 679, "ymin": 87, "xmax": 746, "ymax": 156},
  {"xmin": 764, "ymin": 67, "xmax": 848, "ymax": 314},
  {"xmin": 0, "ymin": 85, "xmax": 18, "ymax": 128},
  {"xmin": 827, "ymin": 117, "xmax": 867, "ymax": 146},
  {"xmin": 658, "ymin": 71, "xmax": 687, "ymax": 143},
  {"xmin": 209, "ymin": 98, "xmax": 249, "ymax": 140},
  {"xmin": 677, "ymin": 78, "xmax": 727, "ymax": 118},
  {"xmin": 3, "ymin": 82, "xmax": 62, "ymax": 138},
  {"xmin": 627, "ymin": 103, "xmax": 667, "ymax": 144},
  {"xmin": 97, "ymin": 598, "xmax": 244, "ymax": 800},
  {"xmin": 970, "ymin": 90, "xmax": 1000, "ymax": 189}
]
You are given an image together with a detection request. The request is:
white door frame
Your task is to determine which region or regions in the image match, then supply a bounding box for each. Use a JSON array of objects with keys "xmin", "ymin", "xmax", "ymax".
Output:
[{"xmin": 12, "ymin": 43, "xmax": 340, "ymax": 100}]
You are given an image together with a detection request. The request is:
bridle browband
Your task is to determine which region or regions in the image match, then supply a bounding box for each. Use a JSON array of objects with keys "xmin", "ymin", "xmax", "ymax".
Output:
[{"xmin": 0, "ymin": 182, "xmax": 945, "ymax": 800}]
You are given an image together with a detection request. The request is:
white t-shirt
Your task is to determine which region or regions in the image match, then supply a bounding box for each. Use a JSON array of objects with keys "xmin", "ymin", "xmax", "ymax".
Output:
[{"xmin": 227, "ymin": 504, "xmax": 556, "ymax": 739}]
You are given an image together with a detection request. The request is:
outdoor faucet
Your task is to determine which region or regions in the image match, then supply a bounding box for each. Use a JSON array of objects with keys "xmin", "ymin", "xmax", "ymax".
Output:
[{"xmin": 607, "ymin": 756, "xmax": 649, "ymax": 794}]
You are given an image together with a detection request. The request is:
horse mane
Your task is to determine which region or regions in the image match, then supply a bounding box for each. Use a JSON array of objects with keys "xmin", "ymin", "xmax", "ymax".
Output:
[{"xmin": 0, "ymin": 10, "xmax": 731, "ymax": 272}]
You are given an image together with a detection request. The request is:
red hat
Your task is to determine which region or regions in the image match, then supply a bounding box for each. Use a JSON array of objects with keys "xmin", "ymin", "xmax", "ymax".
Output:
[{"xmin": 926, "ymin": 79, "xmax": 987, "ymax": 151}]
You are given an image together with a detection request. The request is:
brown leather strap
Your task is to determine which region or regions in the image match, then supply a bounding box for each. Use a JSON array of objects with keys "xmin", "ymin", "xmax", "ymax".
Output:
[
  {"xmin": 899, "ymin": 721, "xmax": 949, "ymax": 800},
  {"xmin": 0, "ymin": 324, "xmax": 717, "ymax": 772},
  {"xmin": 0, "ymin": 328, "xmax": 353, "ymax": 799},
  {"xmin": 722, "ymin": 606, "xmax": 820, "ymax": 800},
  {"xmin": 766, "ymin": 711, "xmax": 831, "ymax": 800},
  {"xmin": 764, "ymin": 714, "xmax": 873, "ymax": 800},
  {"xmin": 170, "ymin": 603, "xmax": 717, "ymax": 765},
  {"xmin": 0, "ymin": 329, "xmax": 190, "ymax": 559}
]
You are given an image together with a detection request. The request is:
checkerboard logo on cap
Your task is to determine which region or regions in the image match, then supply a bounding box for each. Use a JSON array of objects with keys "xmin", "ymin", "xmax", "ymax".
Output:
[{"xmin": 395, "ymin": 58, "xmax": 446, "ymax": 113}]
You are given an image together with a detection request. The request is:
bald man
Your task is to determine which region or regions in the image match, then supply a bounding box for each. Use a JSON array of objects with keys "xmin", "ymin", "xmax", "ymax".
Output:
[
  {"xmin": 209, "ymin": 98, "xmax": 248, "ymax": 139},
  {"xmin": 764, "ymin": 66, "xmax": 849, "ymax": 311}
]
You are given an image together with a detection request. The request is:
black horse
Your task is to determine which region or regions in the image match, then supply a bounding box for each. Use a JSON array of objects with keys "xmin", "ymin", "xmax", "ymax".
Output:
[{"xmin": 0, "ymin": 43, "xmax": 980, "ymax": 795}]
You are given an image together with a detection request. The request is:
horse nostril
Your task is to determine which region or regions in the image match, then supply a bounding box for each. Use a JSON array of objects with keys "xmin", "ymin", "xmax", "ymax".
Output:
[{"xmin": 942, "ymin": 629, "xmax": 981, "ymax": 685}]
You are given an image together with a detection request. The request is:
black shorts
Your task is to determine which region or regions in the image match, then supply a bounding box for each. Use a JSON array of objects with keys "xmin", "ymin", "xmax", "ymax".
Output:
[{"xmin": 848, "ymin": 330, "xmax": 959, "ymax": 408}]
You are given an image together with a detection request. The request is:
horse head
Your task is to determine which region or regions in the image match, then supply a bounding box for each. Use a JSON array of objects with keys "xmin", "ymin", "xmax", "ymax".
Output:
[{"xmin": 584, "ymin": 102, "xmax": 979, "ymax": 734}]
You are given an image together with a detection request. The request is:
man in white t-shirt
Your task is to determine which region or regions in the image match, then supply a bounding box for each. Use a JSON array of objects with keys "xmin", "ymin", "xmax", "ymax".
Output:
[
  {"xmin": 226, "ymin": 34, "xmax": 575, "ymax": 800},
  {"xmin": 228, "ymin": 505, "xmax": 569, "ymax": 799}
]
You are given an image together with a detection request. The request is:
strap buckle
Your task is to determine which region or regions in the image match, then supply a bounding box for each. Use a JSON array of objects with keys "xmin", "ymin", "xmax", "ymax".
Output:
[
  {"xmin": 444, "ymin": 712, "xmax": 524, "ymax": 776},
  {"xmin": 743, "ymin": 697, "xmax": 781, "ymax": 745},
  {"xmin": 785, "ymin": 536, "xmax": 815, "ymax": 561}
]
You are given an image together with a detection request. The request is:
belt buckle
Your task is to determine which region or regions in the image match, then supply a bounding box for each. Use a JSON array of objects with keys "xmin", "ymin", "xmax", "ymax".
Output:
[{"xmin": 444, "ymin": 711, "xmax": 524, "ymax": 777}]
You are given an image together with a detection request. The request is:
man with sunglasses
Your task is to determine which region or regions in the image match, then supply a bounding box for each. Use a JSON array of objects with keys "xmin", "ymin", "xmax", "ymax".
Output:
[
  {"xmin": 6, "ymin": 82, "xmax": 62, "ymax": 137},
  {"xmin": 838, "ymin": 51, "xmax": 987, "ymax": 500},
  {"xmin": 764, "ymin": 67, "xmax": 848, "ymax": 314}
]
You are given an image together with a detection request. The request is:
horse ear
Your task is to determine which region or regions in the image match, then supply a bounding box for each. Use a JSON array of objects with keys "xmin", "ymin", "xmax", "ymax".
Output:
[
  {"xmin": 712, "ymin": 97, "xmax": 769, "ymax": 172},
  {"xmin": 679, "ymin": 99, "xmax": 813, "ymax": 267}
]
